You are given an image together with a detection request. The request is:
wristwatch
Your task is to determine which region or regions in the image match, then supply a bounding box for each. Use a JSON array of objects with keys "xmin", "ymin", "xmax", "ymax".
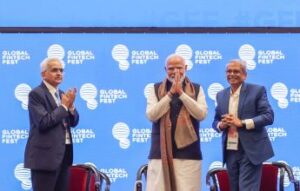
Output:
[{"xmin": 241, "ymin": 120, "xmax": 246, "ymax": 128}]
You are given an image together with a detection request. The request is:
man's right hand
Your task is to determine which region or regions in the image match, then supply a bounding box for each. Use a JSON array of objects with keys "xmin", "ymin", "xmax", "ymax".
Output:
[
  {"xmin": 61, "ymin": 88, "xmax": 77, "ymax": 109},
  {"xmin": 219, "ymin": 114, "xmax": 230, "ymax": 130},
  {"xmin": 219, "ymin": 121, "xmax": 229, "ymax": 130},
  {"xmin": 169, "ymin": 70, "xmax": 183, "ymax": 96}
]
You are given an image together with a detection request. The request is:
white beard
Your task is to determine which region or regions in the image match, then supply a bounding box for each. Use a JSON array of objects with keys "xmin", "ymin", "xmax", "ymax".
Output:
[{"xmin": 167, "ymin": 74, "xmax": 185, "ymax": 83}]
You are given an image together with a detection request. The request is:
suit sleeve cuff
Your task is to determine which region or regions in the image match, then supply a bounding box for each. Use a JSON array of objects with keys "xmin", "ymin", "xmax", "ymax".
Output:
[{"xmin": 61, "ymin": 104, "xmax": 68, "ymax": 111}]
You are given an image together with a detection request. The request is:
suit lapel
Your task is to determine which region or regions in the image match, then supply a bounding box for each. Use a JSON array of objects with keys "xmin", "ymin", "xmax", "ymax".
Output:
[
  {"xmin": 238, "ymin": 83, "xmax": 247, "ymax": 118},
  {"xmin": 223, "ymin": 88, "xmax": 230, "ymax": 114},
  {"xmin": 41, "ymin": 82, "xmax": 58, "ymax": 110}
]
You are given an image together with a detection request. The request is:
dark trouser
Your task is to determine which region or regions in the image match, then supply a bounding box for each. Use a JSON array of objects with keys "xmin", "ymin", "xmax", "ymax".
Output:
[
  {"xmin": 31, "ymin": 145, "xmax": 72, "ymax": 191},
  {"xmin": 226, "ymin": 144, "xmax": 262, "ymax": 191}
]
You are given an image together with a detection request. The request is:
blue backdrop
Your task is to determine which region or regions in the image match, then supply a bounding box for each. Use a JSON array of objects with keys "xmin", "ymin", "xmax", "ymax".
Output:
[
  {"xmin": 0, "ymin": 33, "xmax": 300, "ymax": 190},
  {"xmin": 0, "ymin": 0, "xmax": 300, "ymax": 27}
]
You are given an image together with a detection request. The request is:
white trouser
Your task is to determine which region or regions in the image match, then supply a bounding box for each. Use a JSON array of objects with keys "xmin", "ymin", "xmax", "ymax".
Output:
[{"xmin": 146, "ymin": 159, "xmax": 202, "ymax": 191}]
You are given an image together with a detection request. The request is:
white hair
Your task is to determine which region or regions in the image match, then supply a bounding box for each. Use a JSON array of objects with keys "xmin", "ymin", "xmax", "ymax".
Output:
[
  {"xmin": 165, "ymin": 53, "xmax": 186, "ymax": 67},
  {"xmin": 227, "ymin": 59, "xmax": 247, "ymax": 74},
  {"xmin": 40, "ymin": 57, "xmax": 63, "ymax": 72}
]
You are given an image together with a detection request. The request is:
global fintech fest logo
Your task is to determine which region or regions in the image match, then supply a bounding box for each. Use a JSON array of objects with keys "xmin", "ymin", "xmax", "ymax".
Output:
[
  {"xmin": 14, "ymin": 163, "xmax": 31, "ymax": 190},
  {"xmin": 111, "ymin": 44, "xmax": 159, "ymax": 71},
  {"xmin": 2, "ymin": 50, "xmax": 30, "ymax": 65},
  {"xmin": 15, "ymin": 83, "xmax": 32, "ymax": 110},
  {"xmin": 47, "ymin": 44, "xmax": 95, "ymax": 65},
  {"xmin": 271, "ymin": 82, "xmax": 289, "ymax": 109},
  {"xmin": 270, "ymin": 82, "xmax": 300, "ymax": 109},
  {"xmin": 110, "ymin": 83, "xmax": 160, "ymax": 150},
  {"xmin": 175, "ymin": 44, "xmax": 222, "ymax": 71},
  {"xmin": 238, "ymin": 43, "xmax": 285, "ymax": 70},
  {"xmin": 112, "ymin": 121, "xmax": 151, "ymax": 150},
  {"xmin": 80, "ymin": 83, "xmax": 128, "ymax": 110}
]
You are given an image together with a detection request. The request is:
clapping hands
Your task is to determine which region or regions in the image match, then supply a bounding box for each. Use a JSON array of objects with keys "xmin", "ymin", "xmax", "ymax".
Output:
[{"xmin": 61, "ymin": 88, "xmax": 77, "ymax": 109}]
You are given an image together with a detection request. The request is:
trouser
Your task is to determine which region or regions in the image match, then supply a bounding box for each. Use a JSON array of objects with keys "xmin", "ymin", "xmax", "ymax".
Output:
[
  {"xmin": 146, "ymin": 159, "xmax": 202, "ymax": 191},
  {"xmin": 226, "ymin": 146, "xmax": 262, "ymax": 191},
  {"xmin": 31, "ymin": 145, "xmax": 72, "ymax": 191}
]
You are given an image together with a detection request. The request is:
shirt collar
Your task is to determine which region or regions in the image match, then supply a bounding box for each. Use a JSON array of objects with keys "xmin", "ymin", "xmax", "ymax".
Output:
[
  {"xmin": 230, "ymin": 84, "xmax": 242, "ymax": 97},
  {"xmin": 43, "ymin": 80, "xmax": 58, "ymax": 95}
]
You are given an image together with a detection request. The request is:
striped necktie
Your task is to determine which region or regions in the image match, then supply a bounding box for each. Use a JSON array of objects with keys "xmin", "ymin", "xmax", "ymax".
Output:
[
  {"xmin": 55, "ymin": 91, "xmax": 60, "ymax": 106},
  {"xmin": 55, "ymin": 90, "xmax": 70, "ymax": 143}
]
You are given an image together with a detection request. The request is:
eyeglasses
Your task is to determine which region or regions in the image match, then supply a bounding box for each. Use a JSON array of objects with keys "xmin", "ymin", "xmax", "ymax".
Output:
[
  {"xmin": 226, "ymin": 69, "xmax": 241, "ymax": 75},
  {"xmin": 49, "ymin": 68, "xmax": 64, "ymax": 73},
  {"xmin": 167, "ymin": 66, "xmax": 185, "ymax": 72}
]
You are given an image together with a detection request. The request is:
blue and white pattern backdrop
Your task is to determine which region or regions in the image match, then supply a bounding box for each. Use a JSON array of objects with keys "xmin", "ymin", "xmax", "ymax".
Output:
[{"xmin": 1, "ymin": 33, "xmax": 300, "ymax": 190}]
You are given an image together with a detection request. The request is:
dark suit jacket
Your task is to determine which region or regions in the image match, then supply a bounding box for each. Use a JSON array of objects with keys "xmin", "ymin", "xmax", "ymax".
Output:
[
  {"xmin": 24, "ymin": 82, "xmax": 79, "ymax": 171},
  {"xmin": 212, "ymin": 82, "xmax": 274, "ymax": 165}
]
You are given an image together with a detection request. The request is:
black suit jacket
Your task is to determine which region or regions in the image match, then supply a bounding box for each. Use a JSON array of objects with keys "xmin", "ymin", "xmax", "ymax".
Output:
[{"xmin": 24, "ymin": 82, "xmax": 79, "ymax": 171}]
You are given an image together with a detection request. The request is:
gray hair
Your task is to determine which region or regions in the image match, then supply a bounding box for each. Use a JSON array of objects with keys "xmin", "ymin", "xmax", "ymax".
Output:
[
  {"xmin": 227, "ymin": 59, "xmax": 247, "ymax": 74},
  {"xmin": 165, "ymin": 53, "xmax": 186, "ymax": 67},
  {"xmin": 40, "ymin": 57, "xmax": 63, "ymax": 72}
]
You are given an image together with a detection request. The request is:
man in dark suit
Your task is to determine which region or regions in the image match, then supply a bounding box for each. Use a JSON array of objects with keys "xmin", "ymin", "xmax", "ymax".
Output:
[
  {"xmin": 212, "ymin": 59, "xmax": 274, "ymax": 191},
  {"xmin": 24, "ymin": 57, "xmax": 79, "ymax": 191}
]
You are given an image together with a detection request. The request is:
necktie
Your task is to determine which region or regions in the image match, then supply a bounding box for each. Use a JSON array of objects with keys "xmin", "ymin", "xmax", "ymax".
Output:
[
  {"xmin": 55, "ymin": 90, "xmax": 70, "ymax": 143},
  {"xmin": 55, "ymin": 91, "xmax": 60, "ymax": 106}
]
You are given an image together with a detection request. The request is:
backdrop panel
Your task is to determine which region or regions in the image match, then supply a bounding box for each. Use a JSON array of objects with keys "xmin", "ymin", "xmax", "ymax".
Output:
[
  {"xmin": 0, "ymin": 33, "xmax": 299, "ymax": 190},
  {"xmin": 0, "ymin": 0, "xmax": 300, "ymax": 27}
]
